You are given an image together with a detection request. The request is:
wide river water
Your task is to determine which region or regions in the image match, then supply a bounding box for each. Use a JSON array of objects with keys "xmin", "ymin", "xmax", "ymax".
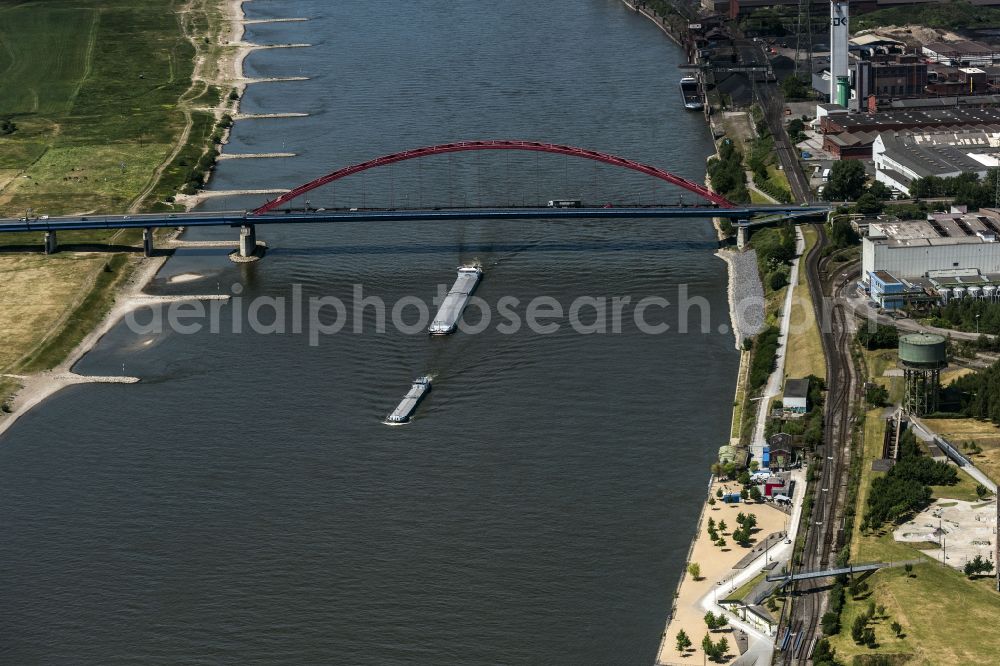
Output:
[{"xmin": 0, "ymin": 1, "xmax": 738, "ymax": 663}]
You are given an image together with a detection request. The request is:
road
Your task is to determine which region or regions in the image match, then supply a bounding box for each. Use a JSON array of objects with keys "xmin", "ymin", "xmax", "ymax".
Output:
[
  {"xmin": 777, "ymin": 225, "xmax": 858, "ymax": 664},
  {"xmin": 0, "ymin": 205, "xmax": 832, "ymax": 234}
]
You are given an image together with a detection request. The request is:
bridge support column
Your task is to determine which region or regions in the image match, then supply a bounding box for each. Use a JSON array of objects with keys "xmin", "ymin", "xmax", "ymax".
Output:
[
  {"xmin": 44, "ymin": 231, "xmax": 58, "ymax": 254},
  {"xmin": 142, "ymin": 227, "xmax": 154, "ymax": 257},
  {"xmin": 239, "ymin": 224, "xmax": 257, "ymax": 257},
  {"xmin": 736, "ymin": 222, "xmax": 748, "ymax": 250}
]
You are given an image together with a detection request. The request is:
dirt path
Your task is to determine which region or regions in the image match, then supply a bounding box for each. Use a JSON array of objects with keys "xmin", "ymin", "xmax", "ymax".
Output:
[{"xmin": 129, "ymin": 0, "xmax": 244, "ymax": 212}]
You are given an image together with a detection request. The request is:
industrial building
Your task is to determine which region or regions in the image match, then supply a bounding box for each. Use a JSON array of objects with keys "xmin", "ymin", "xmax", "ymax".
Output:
[
  {"xmin": 922, "ymin": 40, "xmax": 1000, "ymax": 67},
  {"xmin": 872, "ymin": 129, "xmax": 1000, "ymax": 195},
  {"xmin": 820, "ymin": 107, "xmax": 1000, "ymax": 135},
  {"xmin": 862, "ymin": 211, "xmax": 1000, "ymax": 309},
  {"xmin": 819, "ymin": 107, "xmax": 1000, "ymax": 160}
]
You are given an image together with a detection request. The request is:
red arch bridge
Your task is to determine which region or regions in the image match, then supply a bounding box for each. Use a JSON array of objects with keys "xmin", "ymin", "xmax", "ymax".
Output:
[{"xmin": 0, "ymin": 140, "xmax": 828, "ymax": 257}]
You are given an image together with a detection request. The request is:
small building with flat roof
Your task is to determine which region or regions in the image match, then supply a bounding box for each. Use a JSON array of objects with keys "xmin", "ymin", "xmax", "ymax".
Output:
[{"xmin": 783, "ymin": 378, "xmax": 810, "ymax": 414}]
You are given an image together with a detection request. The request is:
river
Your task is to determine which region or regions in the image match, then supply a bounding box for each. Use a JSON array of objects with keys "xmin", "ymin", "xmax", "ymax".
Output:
[{"xmin": 0, "ymin": 1, "xmax": 738, "ymax": 663}]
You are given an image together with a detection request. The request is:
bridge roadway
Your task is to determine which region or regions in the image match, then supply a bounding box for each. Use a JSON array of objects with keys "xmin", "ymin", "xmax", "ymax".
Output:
[{"xmin": 0, "ymin": 204, "xmax": 829, "ymax": 234}]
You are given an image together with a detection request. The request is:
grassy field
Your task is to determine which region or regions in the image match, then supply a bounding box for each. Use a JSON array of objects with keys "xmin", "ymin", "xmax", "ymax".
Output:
[
  {"xmin": 0, "ymin": 0, "xmax": 199, "ymax": 216},
  {"xmin": 921, "ymin": 417, "xmax": 1000, "ymax": 485},
  {"xmin": 826, "ymin": 372, "xmax": 1000, "ymax": 663},
  {"xmin": 0, "ymin": 5, "xmax": 99, "ymax": 115},
  {"xmin": 0, "ymin": 0, "xmax": 232, "ymax": 408},
  {"xmin": 783, "ymin": 225, "xmax": 825, "ymax": 381},
  {"xmin": 0, "ymin": 253, "xmax": 111, "ymax": 371}
]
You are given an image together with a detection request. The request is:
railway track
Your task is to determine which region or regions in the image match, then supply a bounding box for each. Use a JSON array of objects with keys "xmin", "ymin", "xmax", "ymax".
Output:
[{"xmin": 778, "ymin": 224, "xmax": 858, "ymax": 664}]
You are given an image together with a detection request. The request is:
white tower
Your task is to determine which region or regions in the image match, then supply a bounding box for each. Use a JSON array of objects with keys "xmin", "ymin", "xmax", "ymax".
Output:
[{"xmin": 829, "ymin": 1, "xmax": 850, "ymax": 105}]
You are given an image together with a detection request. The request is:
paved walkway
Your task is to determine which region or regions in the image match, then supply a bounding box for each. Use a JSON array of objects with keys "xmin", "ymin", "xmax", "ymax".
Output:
[{"xmin": 751, "ymin": 227, "xmax": 806, "ymax": 460}]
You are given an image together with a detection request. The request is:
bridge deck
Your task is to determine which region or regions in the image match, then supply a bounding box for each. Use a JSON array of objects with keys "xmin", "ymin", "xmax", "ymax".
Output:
[{"xmin": 0, "ymin": 205, "xmax": 829, "ymax": 234}]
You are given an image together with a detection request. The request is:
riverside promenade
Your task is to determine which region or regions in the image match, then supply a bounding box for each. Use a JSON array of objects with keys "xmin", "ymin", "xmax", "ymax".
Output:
[{"xmin": 657, "ymin": 470, "xmax": 806, "ymax": 665}]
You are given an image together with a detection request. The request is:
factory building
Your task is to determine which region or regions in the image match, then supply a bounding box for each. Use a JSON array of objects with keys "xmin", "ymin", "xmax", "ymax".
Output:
[
  {"xmin": 922, "ymin": 41, "xmax": 1000, "ymax": 68},
  {"xmin": 862, "ymin": 211, "xmax": 1000, "ymax": 309},
  {"xmin": 872, "ymin": 129, "xmax": 1000, "ymax": 195}
]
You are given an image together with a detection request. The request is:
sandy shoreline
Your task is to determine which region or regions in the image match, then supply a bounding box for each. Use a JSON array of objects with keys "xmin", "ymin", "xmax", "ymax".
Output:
[{"xmin": 0, "ymin": 0, "xmax": 250, "ymax": 438}]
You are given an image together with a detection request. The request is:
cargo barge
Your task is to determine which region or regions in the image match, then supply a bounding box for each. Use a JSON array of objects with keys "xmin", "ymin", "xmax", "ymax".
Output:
[
  {"xmin": 384, "ymin": 376, "xmax": 432, "ymax": 425},
  {"xmin": 679, "ymin": 76, "xmax": 702, "ymax": 111},
  {"xmin": 429, "ymin": 264, "xmax": 482, "ymax": 335}
]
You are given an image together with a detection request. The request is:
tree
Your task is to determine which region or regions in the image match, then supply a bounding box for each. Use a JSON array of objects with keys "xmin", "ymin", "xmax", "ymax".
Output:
[
  {"xmin": 704, "ymin": 611, "xmax": 718, "ymax": 630},
  {"xmin": 904, "ymin": 563, "xmax": 914, "ymax": 577},
  {"xmin": 676, "ymin": 629, "xmax": 692, "ymax": 652},
  {"xmin": 868, "ymin": 180, "xmax": 893, "ymax": 200},
  {"xmin": 876, "ymin": 604, "xmax": 886, "ymax": 618},
  {"xmin": 829, "ymin": 219, "xmax": 859, "ymax": 248},
  {"xmin": 749, "ymin": 486, "xmax": 763, "ymax": 502},
  {"xmin": 866, "ymin": 600, "xmax": 876, "ymax": 619},
  {"xmin": 824, "ymin": 160, "xmax": 867, "ymax": 201},
  {"xmin": 701, "ymin": 633, "xmax": 714, "ymax": 655},
  {"xmin": 812, "ymin": 638, "xmax": 841, "ymax": 666},
  {"xmin": 856, "ymin": 323, "xmax": 898, "ymax": 350},
  {"xmin": 821, "ymin": 610, "xmax": 841, "ymax": 635},
  {"xmin": 891, "ymin": 621, "xmax": 903, "ymax": 637},
  {"xmin": 718, "ymin": 520, "xmax": 727, "ymax": 533},
  {"xmin": 862, "ymin": 626, "xmax": 877, "ymax": 648},
  {"xmin": 851, "ymin": 615, "xmax": 867, "ymax": 644},
  {"xmin": 781, "ymin": 75, "xmax": 809, "ymax": 101},
  {"xmin": 716, "ymin": 487, "xmax": 724, "ymax": 498},
  {"xmin": 715, "ymin": 637, "xmax": 729, "ymax": 659},
  {"xmin": 855, "ymin": 192, "xmax": 883, "ymax": 215},
  {"xmin": 740, "ymin": 487, "xmax": 749, "ymax": 500},
  {"xmin": 964, "ymin": 554, "xmax": 995, "ymax": 578},
  {"xmin": 976, "ymin": 483, "xmax": 991, "ymax": 500},
  {"xmin": 787, "ymin": 117, "xmax": 806, "ymax": 143},
  {"xmin": 688, "ymin": 562, "xmax": 701, "ymax": 580}
]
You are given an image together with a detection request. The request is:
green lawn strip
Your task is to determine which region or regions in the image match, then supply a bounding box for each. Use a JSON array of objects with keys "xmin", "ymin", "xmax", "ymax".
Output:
[
  {"xmin": 930, "ymin": 467, "xmax": 986, "ymax": 502},
  {"xmin": 721, "ymin": 571, "xmax": 765, "ymax": 604}
]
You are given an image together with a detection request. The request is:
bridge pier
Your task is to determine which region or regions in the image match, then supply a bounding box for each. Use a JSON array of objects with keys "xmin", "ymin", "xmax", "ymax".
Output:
[
  {"xmin": 239, "ymin": 224, "xmax": 256, "ymax": 257},
  {"xmin": 44, "ymin": 231, "xmax": 58, "ymax": 254},
  {"xmin": 142, "ymin": 228, "xmax": 154, "ymax": 257},
  {"xmin": 736, "ymin": 222, "xmax": 748, "ymax": 250}
]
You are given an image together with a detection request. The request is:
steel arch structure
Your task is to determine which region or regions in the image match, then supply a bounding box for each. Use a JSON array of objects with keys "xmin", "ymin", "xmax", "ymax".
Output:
[{"xmin": 251, "ymin": 140, "xmax": 735, "ymax": 214}]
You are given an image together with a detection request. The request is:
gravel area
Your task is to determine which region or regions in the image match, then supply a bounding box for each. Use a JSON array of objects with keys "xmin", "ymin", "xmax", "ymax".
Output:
[{"xmin": 720, "ymin": 248, "xmax": 766, "ymax": 347}]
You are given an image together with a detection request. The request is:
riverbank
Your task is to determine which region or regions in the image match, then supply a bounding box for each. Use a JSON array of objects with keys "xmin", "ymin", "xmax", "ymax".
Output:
[
  {"xmin": 619, "ymin": 2, "xmax": 814, "ymax": 662},
  {"xmin": 0, "ymin": 0, "xmax": 250, "ymax": 434}
]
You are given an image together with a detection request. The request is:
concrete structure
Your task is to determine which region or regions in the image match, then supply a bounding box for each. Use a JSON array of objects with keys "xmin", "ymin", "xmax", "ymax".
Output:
[
  {"xmin": 863, "ymin": 212, "xmax": 1000, "ymax": 281},
  {"xmin": 899, "ymin": 332, "xmax": 947, "ymax": 416},
  {"xmin": 142, "ymin": 228, "xmax": 153, "ymax": 257},
  {"xmin": 872, "ymin": 129, "xmax": 1000, "ymax": 195},
  {"xmin": 782, "ymin": 378, "xmax": 810, "ymax": 414},
  {"xmin": 829, "ymin": 2, "xmax": 851, "ymax": 104},
  {"xmin": 43, "ymin": 231, "xmax": 57, "ymax": 255},
  {"xmin": 239, "ymin": 224, "xmax": 256, "ymax": 258}
]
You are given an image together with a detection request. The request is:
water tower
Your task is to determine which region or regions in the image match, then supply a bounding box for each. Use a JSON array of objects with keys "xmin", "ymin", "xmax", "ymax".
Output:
[{"xmin": 899, "ymin": 333, "xmax": 947, "ymax": 416}]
